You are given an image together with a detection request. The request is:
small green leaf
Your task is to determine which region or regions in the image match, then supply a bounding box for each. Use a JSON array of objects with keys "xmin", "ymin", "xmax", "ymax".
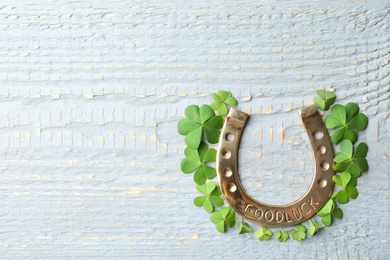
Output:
[
  {"xmin": 314, "ymin": 90, "xmax": 336, "ymax": 111},
  {"xmin": 340, "ymin": 172, "xmax": 352, "ymax": 187},
  {"xmin": 336, "ymin": 190, "xmax": 349, "ymax": 204},
  {"xmin": 332, "ymin": 207, "xmax": 343, "ymax": 219},
  {"xmin": 210, "ymin": 195, "xmax": 223, "ymax": 207},
  {"xmin": 211, "ymin": 90, "xmax": 237, "ymax": 116},
  {"xmin": 275, "ymin": 230, "xmax": 289, "ymax": 242},
  {"xmin": 309, "ymin": 219, "xmax": 324, "ymax": 236},
  {"xmin": 178, "ymin": 104, "xmax": 223, "ymax": 149},
  {"xmin": 346, "ymin": 186, "xmax": 358, "ymax": 199},
  {"xmin": 210, "ymin": 207, "xmax": 235, "ymax": 233},
  {"xmin": 321, "ymin": 215, "xmax": 332, "ymax": 226},
  {"xmin": 225, "ymin": 210, "xmax": 235, "ymax": 228},
  {"xmin": 325, "ymin": 102, "xmax": 368, "ymax": 144},
  {"xmin": 334, "ymin": 141, "xmax": 369, "ymax": 177},
  {"xmin": 193, "ymin": 196, "xmax": 206, "ymax": 207},
  {"xmin": 290, "ymin": 224, "xmax": 306, "ymax": 241},
  {"xmin": 203, "ymin": 198, "xmax": 213, "ymax": 212},
  {"xmin": 237, "ymin": 221, "xmax": 253, "ymax": 234},
  {"xmin": 180, "ymin": 158, "xmax": 201, "ymax": 173},
  {"xmin": 255, "ymin": 227, "xmax": 272, "ymax": 241},
  {"xmin": 206, "ymin": 181, "xmax": 216, "ymax": 194}
]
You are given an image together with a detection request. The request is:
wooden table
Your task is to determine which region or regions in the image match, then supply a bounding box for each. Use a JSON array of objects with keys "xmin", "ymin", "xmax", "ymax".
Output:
[{"xmin": 0, "ymin": 1, "xmax": 389, "ymax": 259}]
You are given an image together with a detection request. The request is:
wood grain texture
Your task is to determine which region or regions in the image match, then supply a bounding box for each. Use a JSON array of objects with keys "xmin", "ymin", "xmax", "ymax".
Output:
[{"xmin": 0, "ymin": 0, "xmax": 389, "ymax": 259}]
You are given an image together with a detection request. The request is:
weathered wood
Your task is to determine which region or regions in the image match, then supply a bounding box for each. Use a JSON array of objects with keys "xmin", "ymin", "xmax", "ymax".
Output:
[{"xmin": 0, "ymin": 0, "xmax": 389, "ymax": 259}]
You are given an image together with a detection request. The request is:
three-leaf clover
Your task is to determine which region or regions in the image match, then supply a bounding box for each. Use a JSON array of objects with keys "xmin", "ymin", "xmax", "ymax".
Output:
[
  {"xmin": 210, "ymin": 207, "xmax": 235, "ymax": 233},
  {"xmin": 331, "ymin": 172, "xmax": 358, "ymax": 204},
  {"xmin": 308, "ymin": 219, "xmax": 324, "ymax": 236},
  {"xmin": 193, "ymin": 182, "xmax": 223, "ymax": 213},
  {"xmin": 317, "ymin": 199, "xmax": 343, "ymax": 226},
  {"xmin": 237, "ymin": 221, "xmax": 253, "ymax": 234},
  {"xmin": 255, "ymin": 227, "xmax": 272, "ymax": 241},
  {"xmin": 289, "ymin": 224, "xmax": 307, "ymax": 241},
  {"xmin": 177, "ymin": 104, "xmax": 223, "ymax": 149},
  {"xmin": 180, "ymin": 142, "xmax": 217, "ymax": 184},
  {"xmin": 275, "ymin": 230, "xmax": 289, "ymax": 242},
  {"xmin": 334, "ymin": 140, "xmax": 368, "ymax": 178},
  {"xmin": 210, "ymin": 90, "xmax": 237, "ymax": 116},
  {"xmin": 313, "ymin": 90, "xmax": 336, "ymax": 111},
  {"xmin": 324, "ymin": 103, "xmax": 368, "ymax": 144}
]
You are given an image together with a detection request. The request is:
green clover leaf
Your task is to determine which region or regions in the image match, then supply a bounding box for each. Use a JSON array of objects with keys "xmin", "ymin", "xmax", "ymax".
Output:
[
  {"xmin": 275, "ymin": 230, "xmax": 289, "ymax": 242},
  {"xmin": 289, "ymin": 224, "xmax": 307, "ymax": 241},
  {"xmin": 237, "ymin": 221, "xmax": 253, "ymax": 234},
  {"xmin": 334, "ymin": 140, "xmax": 368, "ymax": 178},
  {"xmin": 324, "ymin": 102, "xmax": 368, "ymax": 144},
  {"xmin": 331, "ymin": 172, "xmax": 358, "ymax": 204},
  {"xmin": 210, "ymin": 90, "xmax": 237, "ymax": 116},
  {"xmin": 193, "ymin": 182, "xmax": 223, "ymax": 213},
  {"xmin": 210, "ymin": 207, "xmax": 235, "ymax": 233},
  {"xmin": 255, "ymin": 227, "xmax": 272, "ymax": 241},
  {"xmin": 180, "ymin": 141, "xmax": 217, "ymax": 185},
  {"xmin": 177, "ymin": 104, "xmax": 223, "ymax": 149},
  {"xmin": 308, "ymin": 219, "xmax": 324, "ymax": 236},
  {"xmin": 313, "ymin": 90, "xmax": 336, "ymax": 111},
  {"xmin": 317, "ymin": 199, "xmax": 343, "ymax": 226}
]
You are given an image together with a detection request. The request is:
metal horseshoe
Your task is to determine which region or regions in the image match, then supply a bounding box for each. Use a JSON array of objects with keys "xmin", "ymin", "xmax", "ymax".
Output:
[{"xmin": 216, "ymin": 105, "xmax": 335, "ymax": 227}]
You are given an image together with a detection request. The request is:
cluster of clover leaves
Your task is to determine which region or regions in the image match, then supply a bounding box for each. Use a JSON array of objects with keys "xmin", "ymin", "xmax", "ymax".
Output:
[{"xmin": 177, "ymin": 89, "xmax": 369, "ymax": 242}]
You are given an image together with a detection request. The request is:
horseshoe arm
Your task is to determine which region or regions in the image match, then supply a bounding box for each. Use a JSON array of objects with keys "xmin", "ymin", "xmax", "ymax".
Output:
[{"xmin": 216, "ymin": 105, "xmax": 335, "ymax": 227}]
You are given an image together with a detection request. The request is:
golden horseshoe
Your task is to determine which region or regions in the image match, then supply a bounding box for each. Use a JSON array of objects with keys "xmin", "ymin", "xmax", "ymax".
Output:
[{"xmin": 216, "ymin": 105, "xmax": 334, "ymax": 227}]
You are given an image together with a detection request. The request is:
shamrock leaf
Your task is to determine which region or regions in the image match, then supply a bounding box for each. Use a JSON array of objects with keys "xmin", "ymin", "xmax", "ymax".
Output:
[
  {"xmin": 180, "ymin": 141, "xmax": 217, "ymax": 184},
  {"xmin": 177, "ymin": 104, "xmax": 224, "ymax": 149},
  {"xmin": 275, "ymin": 230, "xmax": 289, "ymax": 242},
  {"xmin": 308, "ymin": 219, "xmax": 324, "ymax": 236},
  {"xmin": 331, "ymin": 172, "xmax": 358, "ymax": 204},
  {"xmin": 210, "ymin": 90, "xmax": 237, "ymax": 116},
  {"xmin": 317, "ymin": 199, "xmax": 343, "ymax": 226},
  {"xmin": 237, "ymin": 221, "xmax": 253, "ymax": 234},
  {"xmin": 313, "ymin": 90, "xmax": 336, "ymax": 111},
  {"xmin": 324, "ymin": 103, "xmax": 368, "ymax": 144},
  {"xmin": 193, "ymin": 182, "xmax": 224, "ymax": 213},
  {"xmin": 210, "ymin": 207, "xmax": 235, "ymax": 233},
  {"xmin": 334, "ymin": 140, "xmax": 369, "ymax": 178},
  {"xmin": 289, "ymin": 224, "xmax": 307, "ymax": 241},
  {"xmin": 255, "ymin": 227, "xmax": 272, "ymax": 241}
]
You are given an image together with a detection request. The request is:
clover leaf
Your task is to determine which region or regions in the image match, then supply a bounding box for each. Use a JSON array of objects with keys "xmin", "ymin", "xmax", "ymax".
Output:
[
  {"xmin": 334, "ymin": 140, "xmax": 368, "ymax": 178},
  {"xmin": 180, "ymin": 141, "xmax": 217, "ymax": 185},
  {"xmin": 177, "ymin": 104, "xmax": 223, "ymax": 149},
  {"xmin": 275, "ymin": 230, "xmax": 289, "ymax": 242},
  {"xmin": 313, "ymin": 90, "xmax": 336, "ymax": 111},
  {"xmin": 210, "ymin": 90, "xmax": 237, "ymax": 116},
  {"xmin": 308, "ymin": 219, "xmax": 324, "ymax": 236},
  {"xmin": 210, "ymin": 207, "xmax": 235, "ymax": 233},
  {"xmin": 193, "ymin": 182, "xmax": 223, "ymax": 213},
  {"xmin": 317, "ymin": 199, "xmax": 343, "ymax": 226},
  {"xmin": 237, "ymin": 221, "xmax": 253, "ymax": 234},
  {"xmin": 255, "ymin": 227, "xmax": 272, "ymax": 241},
  {"xmin": 331, "ymin": 172, "xmax": 358, "ymax": 204},
  {"xmin": 289, "ymin": 224, "xmax": 307, "ymax": 241},
  {"xmin": 324, "ymin": 103, "xmax": 368, "ymax": 144}
]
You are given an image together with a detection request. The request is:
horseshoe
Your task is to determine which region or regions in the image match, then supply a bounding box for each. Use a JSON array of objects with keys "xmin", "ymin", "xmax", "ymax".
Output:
[{"xmin": 216, "ymin": 105, "xmax": 334, "ymax": 227}]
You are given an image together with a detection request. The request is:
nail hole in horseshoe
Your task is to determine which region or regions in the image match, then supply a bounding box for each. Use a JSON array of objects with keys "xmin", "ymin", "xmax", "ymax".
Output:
[
  {"xmin": 227, "ymin": 183, "xmax": 237, "ymax": 193},
  {"xmin": 222, "ymin": 148, "xmax": 231, "ymax": 159},
  {"xmin": 317, "ymin": 145, "xmax": 326, "ymax": 155},
  {"xmin": 313, "ymin": 131, "xmax": 323, "ymax": 140},
  {"xmin": 318, "ymin": 178, "xmax": 327, "ymax": 188},
  {"xmin": 223, "ymin": 167, "xmax": 233, "ymax": 177},
  {"xmin": 320, "ymin": 161, "xmax": 330, "ymax": 171},
  {"xmin": 225, "ymin": 133, "xmax": 235, "ymax": 142}
]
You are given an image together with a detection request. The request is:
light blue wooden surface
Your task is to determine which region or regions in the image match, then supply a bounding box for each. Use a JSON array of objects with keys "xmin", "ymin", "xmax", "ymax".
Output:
[{"xmin": 0, "ymin": 1, "xmax": 389, "ymax": 259}]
